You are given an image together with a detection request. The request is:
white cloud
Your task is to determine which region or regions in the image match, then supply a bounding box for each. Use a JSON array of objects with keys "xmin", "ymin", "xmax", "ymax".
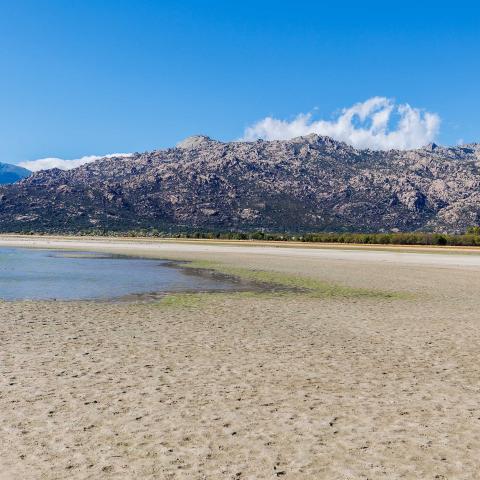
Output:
[
  {"xmin": 19, "ymin": 153, "xmax": 133, "ymax": 172},
  {"xmin": 242, "ymin": 97, "xmax": 440, "ymax": 150}
]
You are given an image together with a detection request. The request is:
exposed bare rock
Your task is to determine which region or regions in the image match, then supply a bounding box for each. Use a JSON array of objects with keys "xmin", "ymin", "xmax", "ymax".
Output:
[{"xmin": 0, "ymin": 136, "xmax": 479, "ymax": 233}]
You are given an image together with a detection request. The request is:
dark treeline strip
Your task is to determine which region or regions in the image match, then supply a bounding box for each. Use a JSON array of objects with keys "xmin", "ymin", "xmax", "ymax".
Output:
[{"xmin": 14, "ymin": 226, "xmax": 480, "ymax": 247}]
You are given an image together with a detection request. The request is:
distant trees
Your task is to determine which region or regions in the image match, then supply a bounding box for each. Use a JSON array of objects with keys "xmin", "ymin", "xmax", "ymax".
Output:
[
  {"xmin": 466, "ymin": 226, "xmax": 480, "ymax": 235},
  {"xmin": 13, "ymin": 226, "xmax": 480, "ymax": 247}
]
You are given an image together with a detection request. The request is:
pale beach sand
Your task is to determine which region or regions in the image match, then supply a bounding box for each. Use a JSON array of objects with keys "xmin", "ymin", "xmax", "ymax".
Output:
[{"xmin": 2, "ymin": 236, "xmax": 480, "ymax": 479}]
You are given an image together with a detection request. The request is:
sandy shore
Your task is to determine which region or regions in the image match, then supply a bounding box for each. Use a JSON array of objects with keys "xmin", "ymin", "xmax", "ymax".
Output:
[
  {"xmin": 2, "ymin": 235, "xmax": 480, "ymax": 268},
  {"xmin": 2, "ymin": 237, "xmax": 480, "ymax": 478}
]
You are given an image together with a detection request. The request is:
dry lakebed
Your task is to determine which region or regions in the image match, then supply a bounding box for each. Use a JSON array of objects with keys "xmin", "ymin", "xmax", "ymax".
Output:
[{"xmin": 1, "ymin": 236, "xmax": 480, "ymax": 479}]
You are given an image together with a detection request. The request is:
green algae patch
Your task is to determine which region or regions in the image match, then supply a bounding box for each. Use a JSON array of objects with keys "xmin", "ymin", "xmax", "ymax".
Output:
[
  {"xmin": 156, "ymin": 293, "xmax": 206, "ymax": 308},
  {"xmin": 151, "ymin": 259, "xmax": 413, "ymax": 309},
  {"xmin": 182, "ymin": 260, "xmax": 411, "ymax": 300},
  {"xmin": 154, "ymin": 290, "xmax": 280, "ymax": 309}
]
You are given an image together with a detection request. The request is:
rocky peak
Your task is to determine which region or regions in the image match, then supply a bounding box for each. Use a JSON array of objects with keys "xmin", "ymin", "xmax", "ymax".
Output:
[
  {"xmin": 291, "ymin": 133, "xmax": 348, "ymax": 148},
  {"xmin": 176, "ymin": 135, "xmax": 217, "ymax": 150},
  {"xmin": 423, "ymin": 142, "xmax": 439, "ymax": 151}
]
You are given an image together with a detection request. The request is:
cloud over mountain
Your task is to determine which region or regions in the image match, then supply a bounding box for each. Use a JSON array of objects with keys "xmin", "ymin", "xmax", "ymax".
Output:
[
  {"xmin": 17, "ymin": 97, "xmax": 439, "ymax": 173},
  {"xmin": 242, "ymin": 97, "xmax": 440, "ymax": 150},
  {"xmin": 19, "ymin": 153, "xmax": 132, "ymax": 172}
]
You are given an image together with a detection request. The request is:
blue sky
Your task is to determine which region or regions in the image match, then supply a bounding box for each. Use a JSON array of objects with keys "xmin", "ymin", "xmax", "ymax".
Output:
[{"xmin": 1, "ymin": 0, "xmax": 479, "ymax": 167}]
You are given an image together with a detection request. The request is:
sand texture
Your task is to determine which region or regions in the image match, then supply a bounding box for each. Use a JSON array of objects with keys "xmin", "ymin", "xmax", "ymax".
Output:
[{"xmin": 2, "ymin": 237, "xmax": 480, "ymax": 479}]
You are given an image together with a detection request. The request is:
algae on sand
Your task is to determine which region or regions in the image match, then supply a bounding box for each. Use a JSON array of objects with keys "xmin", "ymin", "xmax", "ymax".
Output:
[
  {"xmin": 156, "ymin": 260, "xmax": 412, "ymax": 307},
  {"xmin": 154, "ymin": 290, "xmax": 279, "ymax": 309}
]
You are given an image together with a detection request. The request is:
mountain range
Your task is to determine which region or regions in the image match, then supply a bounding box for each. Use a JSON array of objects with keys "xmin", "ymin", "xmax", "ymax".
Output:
[
  {"xmin": 0, "ymin": 134, "xmax": 479, "ymax": 233},
  {"xmin": 0, "ymin": 162, "xmax": 31, "ymax": 185}
]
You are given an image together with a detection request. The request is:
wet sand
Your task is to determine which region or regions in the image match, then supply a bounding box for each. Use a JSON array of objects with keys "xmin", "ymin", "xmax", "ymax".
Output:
[{"xmin": 2, "ymin": 236, "xmax": 480, "ymax": 479}]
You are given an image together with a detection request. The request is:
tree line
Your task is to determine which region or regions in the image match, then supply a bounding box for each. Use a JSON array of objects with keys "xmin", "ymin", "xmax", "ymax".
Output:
[{"xmin": 16, "ymin": 226, "xmax": 480, "ymax": 247}]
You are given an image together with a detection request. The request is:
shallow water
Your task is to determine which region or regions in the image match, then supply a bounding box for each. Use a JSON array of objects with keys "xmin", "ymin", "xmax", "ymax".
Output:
[{"xmin": 0, "ymin": 248, "xmax": 237, "ymax": 300}]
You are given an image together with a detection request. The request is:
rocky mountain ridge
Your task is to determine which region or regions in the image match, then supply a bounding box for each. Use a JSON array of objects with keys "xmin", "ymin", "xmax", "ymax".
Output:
[{"xmin": 0, "ymin": 134, "xmax": 479, "ymax": 233}]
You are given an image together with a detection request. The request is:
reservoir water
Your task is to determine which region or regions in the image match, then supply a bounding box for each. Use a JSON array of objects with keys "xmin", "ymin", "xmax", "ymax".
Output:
[{"xmin": 0, "ymin": 247, "xmax": 237, "ymax": 301}]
